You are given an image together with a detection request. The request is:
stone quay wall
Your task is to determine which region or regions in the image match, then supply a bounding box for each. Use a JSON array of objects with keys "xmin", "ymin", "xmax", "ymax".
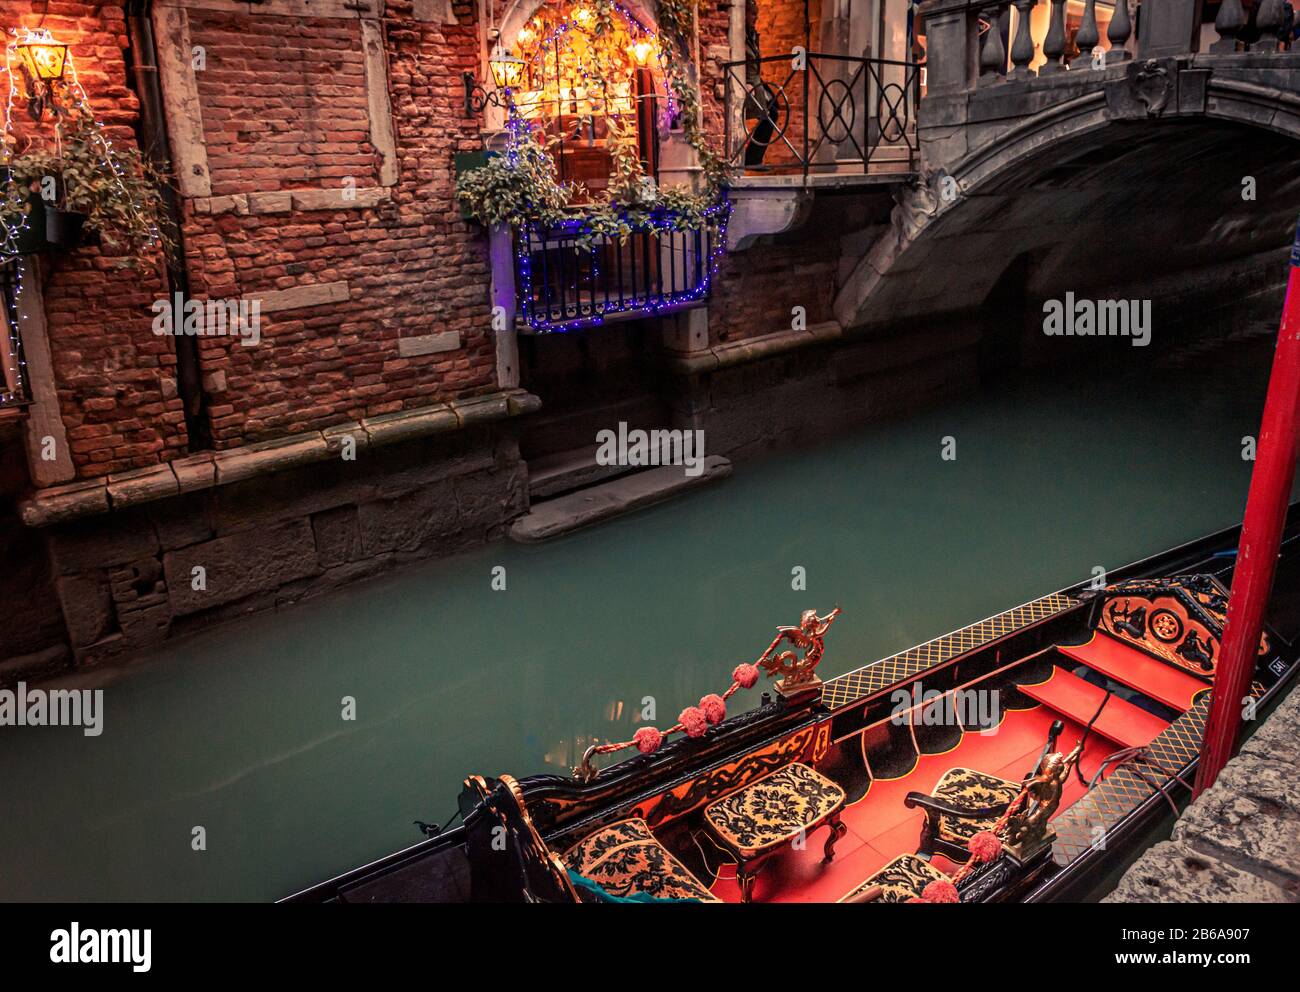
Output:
[
  {"xmin": 1105, "ymin": 683, "xmax": 1300, "ymax": 903},
  {"xmin": 4, "ymin": 393, "xmax": 532, "ymax": 683}
]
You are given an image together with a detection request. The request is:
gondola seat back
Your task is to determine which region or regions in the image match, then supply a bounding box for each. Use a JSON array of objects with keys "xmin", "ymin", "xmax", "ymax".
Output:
[
  {"xmin": 561, "ymin": 818, "xmax": 719, "ymax": 902},
  {"xmin": 839, "ymin": 854, "xmax": 949, "ymax": 904},
  {"xmin": 904, "ymin": 767, "xmax": 1020, "ymax": 862}
]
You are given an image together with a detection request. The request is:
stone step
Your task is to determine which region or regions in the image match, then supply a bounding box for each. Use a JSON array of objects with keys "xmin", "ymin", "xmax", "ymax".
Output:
[
  {"xmin": 527, "ymin": 444, "xmax": 636, "ymax": 500},
  {"xmin": 509, "ymin": 456, "xmax": 732, "ymax": 543}
]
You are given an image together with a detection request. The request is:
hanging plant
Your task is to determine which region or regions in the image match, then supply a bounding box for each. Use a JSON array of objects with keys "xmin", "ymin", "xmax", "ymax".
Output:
[{"xmin": 1, "ymin": 102, "xmax": 173, "ymax": 267}]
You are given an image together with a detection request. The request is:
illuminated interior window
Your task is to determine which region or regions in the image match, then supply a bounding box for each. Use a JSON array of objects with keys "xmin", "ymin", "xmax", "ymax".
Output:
[{"xmin": 505, "ymin": 2, "xmax": 667, "ymax": 198}]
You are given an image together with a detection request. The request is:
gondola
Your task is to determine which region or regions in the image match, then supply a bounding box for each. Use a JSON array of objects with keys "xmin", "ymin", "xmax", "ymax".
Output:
[
  {"xmin": 286, "ymin": 221, "xmax": 1300, "ymax": 905},
  {"xmin": 282, "ymin": 513, "xmax": 1300, "ymax": 904}
]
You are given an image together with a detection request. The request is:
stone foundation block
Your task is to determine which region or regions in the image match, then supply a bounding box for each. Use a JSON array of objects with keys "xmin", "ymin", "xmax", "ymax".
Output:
[
  {"xmin": 164, "ymin": 519, "xmax": 322, "ymax": 615},
  {"xmin": 357, "ymin": 479, "xmax": 459, "ymax": 556},
  {"xmin": 1103, "ymin": 840, "xmax": 1293, "ymax": 903}
]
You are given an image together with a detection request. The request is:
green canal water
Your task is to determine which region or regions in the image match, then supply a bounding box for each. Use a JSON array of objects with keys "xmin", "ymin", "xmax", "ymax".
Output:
[{"xmin": 0, "ymin": 318, "xmax": 1289, "ymax": 901}]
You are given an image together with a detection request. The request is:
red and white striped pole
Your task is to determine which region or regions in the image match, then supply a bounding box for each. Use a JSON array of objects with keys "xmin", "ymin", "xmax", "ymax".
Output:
[{"xmin": 1194, "ymin": 216, "xmax": 1300, "ymax": 798}]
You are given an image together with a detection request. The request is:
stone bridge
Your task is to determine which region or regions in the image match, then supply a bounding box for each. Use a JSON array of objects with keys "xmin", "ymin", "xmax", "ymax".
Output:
[{"xmin": 833, "ymin": 0, "xmax": 1300, "ymax": 338}]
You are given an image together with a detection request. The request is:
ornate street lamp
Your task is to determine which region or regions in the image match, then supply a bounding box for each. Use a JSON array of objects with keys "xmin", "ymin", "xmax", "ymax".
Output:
[
  {"xmin": 15, "ymin": 28, "xmax": 69, "ymax": 121},
  {"xmin": 464, "ymin": 47, "xmax": 525, "ymax": 118}
]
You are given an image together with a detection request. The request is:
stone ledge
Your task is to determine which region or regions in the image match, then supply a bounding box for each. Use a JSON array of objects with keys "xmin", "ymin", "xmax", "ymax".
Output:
[
  {"xmin": 509, "ymin": 456, "xmax": 731, "ymax": 543},
  {"xmin": 1105, "ymin": 680, "xmax": 1300, "ymax": 903},
  {"xmin": 663, "ymin": 321, "xmax": 843, "ymax": 375},
  {"xmin": 193, "ymin": 188, "xmax": 391, "ymax": 216},
  {"xmin": 243, "ymin": 281, "xmax": 350, "ymax": 313},
  {"xmin": 18, "ymin": 389, "xmax": 541, "ymax": 528},
  {"xmin": 0, "ymin": 643, "xmax": 71, "ymax": 687}
]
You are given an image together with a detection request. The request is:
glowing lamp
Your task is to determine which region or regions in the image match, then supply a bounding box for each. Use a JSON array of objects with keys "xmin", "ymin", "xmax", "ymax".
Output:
[
  {"xmin": 489, "ymin": 48, "xmax": 525, "ymax": 89},
  {"xmin": 631, "ymin": 40, "xmax": 655, "ymax": 66},
  {"xmin": 16, "ymin": 29, "xmax": 68, "ymax": 82},
  {"xmin": 465, "ymin": 48, "xmax": 525, "ymax": 117},
  {"xmin": 573, "ymin": 6, "xmax": 594, "ymax": 29}
]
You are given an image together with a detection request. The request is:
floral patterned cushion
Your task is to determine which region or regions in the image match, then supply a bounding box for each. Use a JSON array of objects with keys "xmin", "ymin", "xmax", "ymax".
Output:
[
  {"xmin": 561, "ymin": 818, "xmax": 719, "ymax": 902},
  {"xmin": 931, "ymin": 767, "xmax": 1020, "ymax": 845},
  {"xmin": 840, "ymin": 853, "xmax": 949, "ymax": 903},
  {"xmin": 703, "ymin": 762, "xmax": 847, "ymax": 859}
]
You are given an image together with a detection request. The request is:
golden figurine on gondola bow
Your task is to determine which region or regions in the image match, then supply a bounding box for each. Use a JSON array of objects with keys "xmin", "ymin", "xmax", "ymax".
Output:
[{"xmin": 756, "ymin": 607, "xmax": 841, "ymax": 700}]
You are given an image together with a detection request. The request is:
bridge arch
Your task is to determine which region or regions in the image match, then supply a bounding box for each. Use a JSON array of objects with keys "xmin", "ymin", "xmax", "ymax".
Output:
[{"xmin": 836, "ymin": 79, "xmax": 1300, "ymax": 338}]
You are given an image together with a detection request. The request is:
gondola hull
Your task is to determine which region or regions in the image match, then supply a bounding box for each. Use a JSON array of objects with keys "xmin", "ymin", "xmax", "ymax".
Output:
[{"xmin": 282, "ymin": 510, "xmax": 1300, "ymax": 904}]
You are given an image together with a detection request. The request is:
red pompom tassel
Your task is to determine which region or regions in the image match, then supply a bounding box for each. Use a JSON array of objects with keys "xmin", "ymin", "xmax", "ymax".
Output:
[
  {"xmin": 732, "ymin": 663, "xmax": 760, "ymax": 689},
  {"xmin": 920, "ymin": 879, "xmax": 960, "ymax": 903},
  {"xmin": 633, "ymin": 727, "xmax": 663, "ymax": 754},
  {"xmin": 699, "ymin": 693, "xmax": 726, "ymax": 725},
  {"xmin": 968, "ymin": 830, "xmax": 1002, "ymax": 863},
  {"xmin": 679, "ymin": 706, "xmax": 709, "ymax": 738}
]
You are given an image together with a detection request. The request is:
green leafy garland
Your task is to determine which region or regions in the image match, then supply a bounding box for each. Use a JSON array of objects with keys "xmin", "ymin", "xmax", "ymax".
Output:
[
  {"xmin": 655, "ymin": 0, "xmax": 728, "ymax": 191},
  {"xmin": 456, "ymin": 0, "xmax": 727, "ymax": 234}
]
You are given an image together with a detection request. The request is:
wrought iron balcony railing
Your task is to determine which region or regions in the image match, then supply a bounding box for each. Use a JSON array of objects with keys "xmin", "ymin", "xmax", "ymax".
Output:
[
  {"xmin": 721, "ymin": 52, "xmax": 921, "ymax": 177},
  {"xmin": 513, "ymin": 205, "xmax": 728, "ymax": 334}
]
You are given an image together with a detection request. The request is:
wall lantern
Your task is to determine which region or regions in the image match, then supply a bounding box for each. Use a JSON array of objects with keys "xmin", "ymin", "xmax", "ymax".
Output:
[
  {"xmin": 464, "ymin": 46, "xmax": 524, "ymax": 118},
  {"xmin": 489, "ymin": 48, "xmax": 525, "ymax": 90},
  {"xmin": 15, "ymin": 28, "xmax": 69, "ymax": 121}
]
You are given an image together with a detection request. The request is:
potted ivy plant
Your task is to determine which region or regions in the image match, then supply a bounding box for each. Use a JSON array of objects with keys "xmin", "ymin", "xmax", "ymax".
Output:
[
  {"xmin": 38, "ymin": 180, "xmax": 87, "ymax": 248},
  {"xmin": 1, "ymin": 103, "xmax": 172, "ymax": 266},
  {"xmin": 456, "ymin": 125, "xmax": 574, "ymax": 230}
]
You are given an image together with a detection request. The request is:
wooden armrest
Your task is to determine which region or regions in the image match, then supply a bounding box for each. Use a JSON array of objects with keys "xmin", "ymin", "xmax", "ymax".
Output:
[{"xmin": 904, "ymin": 791, "xmax": 1011, "ymax": 821}]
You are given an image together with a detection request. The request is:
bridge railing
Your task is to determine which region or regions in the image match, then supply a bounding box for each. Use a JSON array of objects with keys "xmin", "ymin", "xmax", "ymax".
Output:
[
  {"xmin": 721, "ymin": 52, "xmax": 921, "ymax": 176},
  {"xmin": 920, "ymin": 0, "xmax": 1296, "ymax": 95}
]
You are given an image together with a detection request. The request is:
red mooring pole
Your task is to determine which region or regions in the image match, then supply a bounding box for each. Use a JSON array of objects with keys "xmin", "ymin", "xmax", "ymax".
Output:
[{"xmin": 1193, "ymin": 216, "xmax": 1300, "ymax": 799}]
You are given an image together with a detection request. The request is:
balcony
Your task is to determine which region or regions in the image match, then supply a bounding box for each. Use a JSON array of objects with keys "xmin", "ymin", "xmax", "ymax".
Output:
[
  {"xmin": 721, "ymin": 52, "xmax": 922, "ymax": 179},
  {"xmin": 513, "ymin": 206, "xmax": 728, "ymax": 334}
]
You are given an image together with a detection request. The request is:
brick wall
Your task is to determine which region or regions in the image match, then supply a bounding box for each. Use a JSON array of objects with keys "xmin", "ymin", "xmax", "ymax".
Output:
[
  {"xmin": 707, "ymin": 188, "xmax": 893, "ymax": 345},
  {"xmin": 190, "ymin": 11, "xmax": 380, "ymax": 196},
  {"xmin": 3, "ymin": 0, "xmax": 501, "ymax": 473},
  {"xmin": 179, "ymin": 1, "xmax": 498, "ymax": 448},
  {"xmin": 5, "ymin": 0, "xmax": 846, "ymax": 478},
  {"xmin": 7, "ymin": 2, "xmax": 187, "ymax": 479},
  {"xmin": 755, "ymin": 0, "xmax": 818, "ymax": 168},
  {"xmin": 709, "ymin": 233, "xmax": 838, "ymax": 344},
  {"xmin": 698, "ymin": 0, "xmax": 732, "ymax": 154}
]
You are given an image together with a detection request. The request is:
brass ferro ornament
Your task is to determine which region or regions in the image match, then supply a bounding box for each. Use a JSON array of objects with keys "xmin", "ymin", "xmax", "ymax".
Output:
[
  {"xmin": 1003, "ymin": 738, "xmax": 1084, "ymax": 861},
  {"xmin": 757, "ymin": 607, "xmax": 841, "ymax": 699}
]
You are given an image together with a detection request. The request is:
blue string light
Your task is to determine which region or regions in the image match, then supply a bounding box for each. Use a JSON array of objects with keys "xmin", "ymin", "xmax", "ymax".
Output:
[{"xmin": 515, "ymin": 197, "xmax": 731, "ymax": 334}]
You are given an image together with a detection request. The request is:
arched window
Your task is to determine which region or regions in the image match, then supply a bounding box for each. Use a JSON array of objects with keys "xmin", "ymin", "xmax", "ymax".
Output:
[{"xmin": 502, "ymin": 2, "xmax": 669, "ymax": 200}]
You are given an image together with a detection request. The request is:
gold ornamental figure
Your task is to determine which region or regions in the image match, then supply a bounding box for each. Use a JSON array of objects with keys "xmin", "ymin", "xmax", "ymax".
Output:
[
  {"xmin": 757, "ymin": 607, "xmax": 841, "ymax": 700},
  {"xmin": 1004, "ymin": 738, "xmax": 1084, "ymax": 861}
]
